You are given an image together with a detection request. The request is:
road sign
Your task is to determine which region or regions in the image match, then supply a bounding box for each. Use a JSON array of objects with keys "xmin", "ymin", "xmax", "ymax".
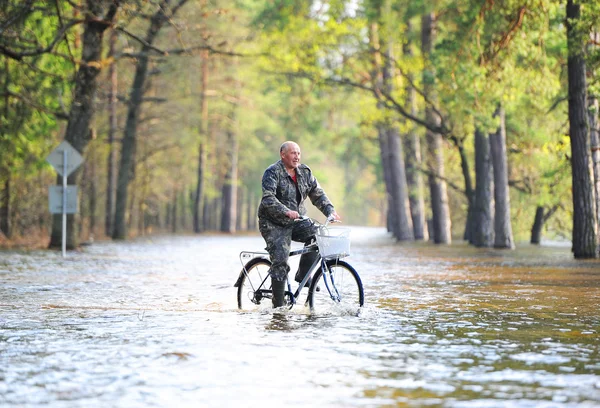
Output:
[
  {"xmin": 46, "ymin": 141, "xmax": 84, "ymax": 177},
  {"xmin": 48, "ymin": 186, "xmax": 78, "ymax": 214}
]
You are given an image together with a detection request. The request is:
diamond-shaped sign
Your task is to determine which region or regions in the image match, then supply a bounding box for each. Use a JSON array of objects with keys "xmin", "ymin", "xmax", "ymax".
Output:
[{"xmin": 46, "ymin": 141, "xmax": 84, "ymax": 177}]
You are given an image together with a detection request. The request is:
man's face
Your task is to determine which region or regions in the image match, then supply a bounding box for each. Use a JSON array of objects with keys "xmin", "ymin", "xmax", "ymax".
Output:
[{"xmin": 281, "ymin": 143, "xmax": 301, "ymax": 170}]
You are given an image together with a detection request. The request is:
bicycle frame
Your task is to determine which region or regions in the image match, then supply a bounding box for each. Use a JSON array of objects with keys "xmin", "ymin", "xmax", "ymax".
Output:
[{"xmin": 237, "ymin": 242, "xmax": 342, "ymax": 308}]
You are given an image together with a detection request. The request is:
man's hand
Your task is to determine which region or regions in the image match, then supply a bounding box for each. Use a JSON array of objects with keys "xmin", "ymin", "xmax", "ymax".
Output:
[
  {"xmin": 286, "ymin": 210, "xmax": 300, "ymax": 219},
  {"xmin": 328, "ymin": 211, "xmax": 341, "ymax": 222}
]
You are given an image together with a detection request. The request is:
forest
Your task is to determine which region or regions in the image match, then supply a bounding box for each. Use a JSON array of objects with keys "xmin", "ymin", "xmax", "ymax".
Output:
[{"xmin": 0, "ymin": 0, "xmax": 599, "ymax": 258}]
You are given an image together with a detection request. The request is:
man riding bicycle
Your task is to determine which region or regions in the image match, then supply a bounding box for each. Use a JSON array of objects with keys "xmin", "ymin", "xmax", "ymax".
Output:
[{"xmin": 257, "ymin": 141, "xmax": 340, "ymax": 308}]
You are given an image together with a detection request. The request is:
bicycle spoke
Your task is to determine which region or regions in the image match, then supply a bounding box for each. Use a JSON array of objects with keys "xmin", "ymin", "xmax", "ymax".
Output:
[
  {"xmin": 308, "ymin": 259, "xmax": 364, "ymax": 314},
  {"xmin": 237, "ymin": 258, "xmax": 272, "ymax": 310}
]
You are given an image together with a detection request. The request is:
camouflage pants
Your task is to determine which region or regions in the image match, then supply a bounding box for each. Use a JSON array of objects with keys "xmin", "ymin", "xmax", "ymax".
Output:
[{"xmin": 259, "ymin": 218, "xmax": 319, "ymax": 282}]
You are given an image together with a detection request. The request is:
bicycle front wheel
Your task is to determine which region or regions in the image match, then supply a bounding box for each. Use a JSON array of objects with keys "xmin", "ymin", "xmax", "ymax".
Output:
[
  {"xmin": 236, "ymin": 257, "xmax": 272, "ymax": 311},
  {"xmin": 307, "ymin": 259, "xmax": 364, "ymax": 314}
]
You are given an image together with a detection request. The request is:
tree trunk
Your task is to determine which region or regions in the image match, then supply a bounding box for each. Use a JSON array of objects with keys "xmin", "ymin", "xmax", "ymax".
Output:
[
  {"xmin": 211, "ymin": 197, "xmax": 220, "ymax": 231},
  {"xmin": 236, "ymin": 186, "xmax": 243, "ymax": 231},
  {"xmin": 471, "ymin": 128, "xmax": 494, "ymax": 247},
  {"xmin": 220, "ymin": 124, "xmax": 238, "ymax": 233},
  {"xmin": 1, "ymin": 58, "xmax": 11, "ymax": 239},
  {"xmin": 105, "ymin": 28, "xmax": 118, "ymax": 238},
  {"xmin": 489, "ymin": 105, "xmax": 515, "ymax": 249},
  {"xmin": 0, "ymin": 171, "xmax": 11, "ymax": 238},
  {"xmin": 531, "ymin": 205, "xmax": 559, "ymax": 244},
  {"xmin": 89, "ymin": 147, "xmax": 97, "ymax": 239},
  {"xmin": 566, "ymin": 0, "xmax": 598, "ymax": 258},
  {"xmin": 369, "ymin": 23, "xmax": 394, "ymax": 234},
  {"xmin": 530, "ymin": 206, "xmax": 544, "ymax": 244},
  {"xmin": 50, "ymin": 1, "xmax": 119, "ymax": 249},
  {"xmin": 378, "ymin": 125, "xmax": 394, "ymax": 234},
  {"xmin": 387, "ymin": 125, "xmax": 414, "ymax": 240},
  {"xmin": 165, "ymin": 202, "xmax": 171, "ymax": 231},
  {"xmin": 403, "ymin": 24, "xmax": 427, "ymax": 241},
  {"xmin": 247, "ymin": 189, "xmax": 256, "ymax": 231},
  {"xmin": 403, "ymin": 120, "xmax": 428, "ymax": 240},
  {"xmin": 203, "ymin": 196, "xmax": 211, "ymax": 231},
  {"xmin": 589, "ymin": 96, "xmax": 600, "ymax": 246},
  {"xmin": 171, "ymin": 189, "xmax": 178, "ymax": 234},
  {"xmin": 383, "ymin": 42, "xmax": 413, "ymax": 241},
  {"xmin": 458, "ymin": 140, "xmax": 475, "ymax": 242},
  {"xmin": 421, "ymin": 12, "xmax": 451, "ymax": 244},
  {"xmin": 193, "ymin": 48, "xmax": 209, "ymax": 233},
  {"xmin": 588, "ymin": 31, "xmax": 600, "ymax": 249},
  {"xmin": 127, "ymin": 175, "xmax": 136, "ymax": 233},
  {"xmin": 181, "ymin": 187, "xmax": 188, "ymax": 230},
  {"xmin": 137, "ymin": 162, "xmax": 150, "ymax": 236},
  {"xmin": 114, "ymin": 1, "xmax": 181, "ymax": 240},
  {"xmin": 193, "ymin": 143, "xmax": 206, "ymax": 232}
]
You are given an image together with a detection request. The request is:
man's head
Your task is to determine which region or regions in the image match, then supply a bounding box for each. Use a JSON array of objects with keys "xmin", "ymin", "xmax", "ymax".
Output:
[{"xmin": 280, "ymin": 141, "xmax": 301, "ymax": 170}]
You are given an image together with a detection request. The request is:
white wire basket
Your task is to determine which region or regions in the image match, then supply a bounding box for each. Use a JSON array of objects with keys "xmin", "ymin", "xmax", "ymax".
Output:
[{"xmin": 316, "ymin": 226, "xmax": 351, "ymax": 259}]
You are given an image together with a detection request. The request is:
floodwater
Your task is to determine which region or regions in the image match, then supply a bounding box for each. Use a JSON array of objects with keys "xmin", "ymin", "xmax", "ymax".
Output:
[{"xmin": 1, "ymin": 227, "xmax": 599, "ymax": 407}]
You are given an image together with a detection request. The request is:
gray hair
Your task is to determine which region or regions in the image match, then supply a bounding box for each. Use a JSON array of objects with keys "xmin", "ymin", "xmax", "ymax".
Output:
[{"xmin": 280, "ymin": 141, "xmax": 298, "ymax": 153}]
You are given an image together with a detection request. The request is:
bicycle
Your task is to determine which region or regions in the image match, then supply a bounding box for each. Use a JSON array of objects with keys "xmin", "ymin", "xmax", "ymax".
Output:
[{"xmin": 233, "ymin": 217, "xmax": 364, "ymax": 313}]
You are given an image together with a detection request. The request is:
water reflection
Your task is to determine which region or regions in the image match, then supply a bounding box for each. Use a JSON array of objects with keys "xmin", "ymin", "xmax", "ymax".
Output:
[{"xmin": 0, "ymin": 228, "xmax": 599, "ymax": 406}]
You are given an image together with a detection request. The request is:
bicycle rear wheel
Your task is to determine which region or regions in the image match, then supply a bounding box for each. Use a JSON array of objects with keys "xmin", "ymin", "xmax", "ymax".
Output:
[
  {"xmin": 236, "ymin": 258, "xmax": 272, "ymax": 310},
  {"xmin": 307, "ymin": 259, "xmax": 364, "ymax": 314}
]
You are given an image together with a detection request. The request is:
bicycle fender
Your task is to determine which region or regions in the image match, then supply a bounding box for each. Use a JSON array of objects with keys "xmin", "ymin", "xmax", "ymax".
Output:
[{"xmin": 233, "ymin": 257, "xmax": 271, "ymax": 287}]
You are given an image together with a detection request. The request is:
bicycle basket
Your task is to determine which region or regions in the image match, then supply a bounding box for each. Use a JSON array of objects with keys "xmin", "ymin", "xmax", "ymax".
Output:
[{"xmin": 316, "ymin": 226, "xmax": 351, "ymax": 259}]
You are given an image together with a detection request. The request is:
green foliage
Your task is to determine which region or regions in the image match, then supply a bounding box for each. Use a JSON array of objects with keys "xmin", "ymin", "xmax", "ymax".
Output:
[
  {"xmin": 1, "ymin": 0, "xmax": 598, "ymax": 242},
  {"xmin": 1, "ymin": 1, "xmax": 76, "ymax": 174}
]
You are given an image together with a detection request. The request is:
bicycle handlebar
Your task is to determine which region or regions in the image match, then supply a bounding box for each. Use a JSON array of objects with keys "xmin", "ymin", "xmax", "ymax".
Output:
[{"xmin": 294, "ymin": 215, "xmax": 341, "ymax": 227}]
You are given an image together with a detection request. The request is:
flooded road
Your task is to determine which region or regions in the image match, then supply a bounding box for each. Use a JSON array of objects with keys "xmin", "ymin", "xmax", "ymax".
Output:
[{"xmin": 1, "ymin": 227, "xmax": 599, "ymax": 407}]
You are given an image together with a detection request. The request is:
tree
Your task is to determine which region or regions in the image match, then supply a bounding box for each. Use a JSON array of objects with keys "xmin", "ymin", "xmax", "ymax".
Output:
[
  {"xmin": 48, "ymin": 0, "xmax": 120, "ymax": 249},
  {"xmin": 0, "ymin": 1, "xmax": 72, "ymax": 239},
  {"xmin": 566, "ymin": 0, "xmax": 598, "ymax": 258},
  {"xmin": 471, "ymin": 128, "xmax": 494, "ymax": 247},
  {"xmin": 489, "ymin": 105, "xmax": 514, "ymax": 248},
  {"xmin": 193, "ymin": 47, "xmax": 209, "ymax": 233},
  {"xmin": 113, "ymin": 0, "xmax": 190, "ymax": 240},
  {"xmin": 421, "ymin": 12, "xmax": 451, "ymax": 244},
  {"xmin": 105, "ymin": 29, "xmax": 118, "ymax": 238},
  {"xmin": 221, "ymin": 102, "xmax": 239, "ymax": 233},
  {"xmin": 402, "ymin": 21, "xmax": 428, "ymax": 241}
]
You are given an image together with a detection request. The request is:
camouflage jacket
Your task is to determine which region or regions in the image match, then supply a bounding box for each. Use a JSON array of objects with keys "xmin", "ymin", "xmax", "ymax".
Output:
[{"xmin": 258, "ymin": 160, "xmax": 334, "ymax": 226}]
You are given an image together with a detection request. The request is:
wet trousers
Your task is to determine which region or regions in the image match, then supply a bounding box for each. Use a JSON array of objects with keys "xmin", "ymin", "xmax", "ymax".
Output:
[{"xmin": 258, "ymin": 218, "xmax": 319, "ymax": 283}]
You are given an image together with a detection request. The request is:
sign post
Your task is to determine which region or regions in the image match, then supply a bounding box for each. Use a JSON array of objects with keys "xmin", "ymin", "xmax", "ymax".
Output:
[
  {"xmin": 61, "ymin": 149, "xmax": 67, "ymax": 257},
  {"xmin": 46, "ymin": 141, "xmax": 84, "ymax": 258}
]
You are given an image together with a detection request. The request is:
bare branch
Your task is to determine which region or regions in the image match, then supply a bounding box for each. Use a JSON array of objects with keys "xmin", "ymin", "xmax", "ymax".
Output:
[
  {"xmin": 110, "ymin": 94, "xmax": 167, "ymax": 105},
  {"xmin": 115, "ymin": 26, "xmax": 168, "ymax": 55},
  {"xmin": 0, "ymin": 0, "xmax": 36, "ymax": 33},
  {"xmin": 135, "ymin": 142, "xmax": 180, "ymax": 165},
  {"xmin": 54, "ymin": 0, "xmax": 77, "ymax": 77},
  {"xmin": 547, "ymin": 95, "xmax": 568, "ymax": 114},
  {"xmin": 160, "ymin": 44, "xmax": 250, "ymax": 57},
  {"xmin": 2, "ymin": 91, "xmax": 69, "ymax": 120},
  {"xmin": 542, "ymin": 204, "xmax": 560, "ymax": 223},
  {"xmin": 169, "ymin": 0, "xmax": 190, "ymax": 19},
  {"xmin": 104, "ymin": 1, "xmax": 120, "ymax": 22},
  {"xmin": 508, "ymin": 179, "xmax": 532, "ymax": 194},
  {"xmin": 0, "ymin": 19, "xmax": 84, "ymax": 61},
  {"xmin": 115, "ymin": 43, "xmax": 256, "ymax": 60},
  {"xmin": 276, "ymin": 70, "xmax": 450, "ymax": 135},
  {"xmin": 377, "ymin": 49, "xmax": 447, "ymax": 125},
  {"xmin": 420, "ymin": 167, "xmax": 466, "ymax": 195}
]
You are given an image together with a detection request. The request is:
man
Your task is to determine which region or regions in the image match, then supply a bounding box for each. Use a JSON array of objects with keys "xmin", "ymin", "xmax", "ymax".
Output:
[{"xmin": 258, "ymin": 141, "xmax": 340, "ymax": 308}]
